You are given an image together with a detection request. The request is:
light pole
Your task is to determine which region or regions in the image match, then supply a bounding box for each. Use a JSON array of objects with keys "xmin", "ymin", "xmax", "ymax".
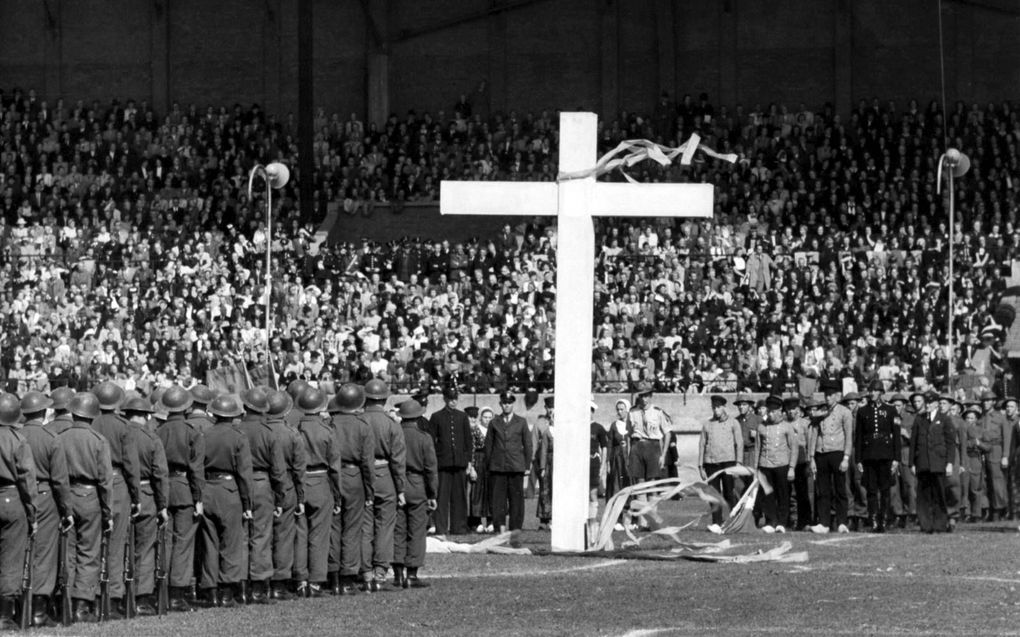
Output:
[
  {"xmin": 247, "ymin": 162, "xmax": 290, "ymax": 387},
  {"xmin": 937, "ymin": 148, "xmax": 970, "ymax": 392}
]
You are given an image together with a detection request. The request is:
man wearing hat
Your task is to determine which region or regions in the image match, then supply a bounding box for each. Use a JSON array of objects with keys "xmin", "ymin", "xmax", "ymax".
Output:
[
  {"xmin": 293, "ymin": 387, "xmax": 338, "ymax": 597},
  {"xmin": 909, "ymin": 391, "xmax": 957, "ymax": 533},
  {"xmin": 959, "ymin": 404, "xmax": 989, "ymax": 523},
  {"xmin": 808, "ymin": 381, "xmax": 853, "ymax": 533},
  {"xmin": 733, "ymin": 394, "xmax": 760, "ymax": 494},
  {"xmin": 122, "ymin": 396, "xmax": 169, "ymax": 616},
  {"xmin": 426, "ymin": 386, "xmax": 472, "ymax": 536},
  {"xmin": 942, "ymin": 395, "xmax": 965, "ymax": 526},
  {"xmin": 197, "ymin": 394, "xmax": 254, "ymax": 607},
  {"xmin": 237, "ymin": 387, "xmax": 287, "ymax": 604},
  {"xmin": 535, "ymin": 396, "xmax": 554, "ymax": 530},
  {"xmin": 61, "ymin": 392, "xmax": 113, "ymax": 623},
  {"xmin": 853, "ymin": 380, "xmax": 901, "ymax": 532},
  {"xmin": 698, "ymin": 396, "xmax": 742, "ymax": 531},
  {"xmin": 187, "ymin": 385, "xmax": 216, "ymax": 433},
  {"xmin": 265, "ymin": 390, "xmax": 305, "ymax": 600},
  {"xmin": 20, "ymin": 392, "xmax": 71, "ymax": 626},
  {"xmin": 976, "ymin": 388, "xmax": 1010, "ymax": 521},
  {"xmin": 0, "ymin": 394, "xmax": 38, "ymax": 628},
  {"xmin": 485, "ymin": 392, "xmax": 532, "ymax": 537},
  {"xmin": 888, "ymin": 393, "xmax": 917, "ymax": 528},
  {"xmin": 841, "ymin": 390, "xmax": 868, "ymax": 531},
  {"xmin": 359, "ymin": 379, "xmax": 407, "ymax": 592},
  {"xmin": 627, "ymin": 384, "xmax": 671, "ymax": 484},
  {"xmin": 392, "ymin": 400, "xmax": 438, "ymax": 589},
  {"xmin": 156, "ymin": 385, "xmax": 205, "ymax": 612},
  {"xmin": 755, "ymin": 395, "xmax": 798, "ymax": 533},
  {"xmin": 327, "ymin": 384, "xmax": 374, "ymax": 595},
  {"xmin": 785, "ymin": 397, "xmax": 813, "ymax": 530},
  {"xmin": 91, "ymin": 381, "xmax": 141, "ymax": 618}
]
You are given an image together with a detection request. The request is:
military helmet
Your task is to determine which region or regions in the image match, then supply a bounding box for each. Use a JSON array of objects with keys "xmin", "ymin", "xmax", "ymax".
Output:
[
  {"xmin": 364, "ymin": 378, "xmax": 390, "ymax": 401},
  {"xmin": 208, "ymin": 394, "xmax": 244, "ymax": 419},
  {"xmin": 287, "ymin": 379, "xmax": 311, "ymax": 401},
  {"xmin": 240, "ymin": 388, "xmax": 270, "ymax": 414},
  {"xmin": 94, "ymin": 381, "xmax": 126, "ymax": 411},
  {"xmin": 189, "ymin": 384, "xmax": 216, "ymax": 407},
  {"xmin": 297, "ymin": 388, "xmax": 327, "ymax": 414},
  {"xmin": 161, "ymin": 385, "xmax": 194, "ymax": 413},
  {"xmin": 69, "ymin": 393, "xmax": 101, "ymax": 421},
  {"xmin": 122, "ymin": 396, "xmax": 155, "ymax": 414},
  {"xmin": 267, "ymin": 390, "xmax": 294, "ymax": 417},
  {"xmin": 332, "ymin": 383, "xmax": 365, "ymax": 414},
  {"xmin": 20, "ymin": 391, "xmax": 53, "ymax": 416},
  {"xmin": 49, "ymin": 387, "xmax": 76, "ymax": 411},
  {"xmin": 0, "ymin": 393, "xmax": 22, "ymax": 426}
]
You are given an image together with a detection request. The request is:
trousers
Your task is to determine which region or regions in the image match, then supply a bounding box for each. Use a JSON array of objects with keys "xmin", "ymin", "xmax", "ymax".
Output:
[
  {"xmin": 199, "ymin": 478, "xmax": 245, "ymax": 588},
  {"xmin": 0, "ymin": 485, "xmax": 28, "ymax": 597},
  {"xmin": 435, "ymin": 468, "xmax": 468, "ymax": 535},
  {"xmin": 272, "ymin": 483, "xmax": 297, "ymax": 582},
  {"xmin": 133, "ymin": 483, "xmax": 158, "ymax": 596},
  {"xmin": 296, "ymin": 475, "xmax": 331, "ymax": 583},
  {"xmin": 862, "ymin": 459, "xmax": 893, "ymax": 522},
  {"xmin": 361, "ymin": 466, "xmax": 396, "ymax": 577},
  {"xmin": 107, "ymin": 474, "xmax": 129, "ymax": 597},
  {"xmin": 916, "ymin": 471, "xmax": 950, "ymax": 532},
  {"xmin": 758, "ymin": 466, "xmax": 790, "ymax": 527},
  {"xmin": 31, "ymin": 487, "xmax": 58, "ymax": 596},
  {"xmin": 329, "ymin": 466, "xmax": 365, "ymax": 577},
  {"xmin": 68, "ymin": 485, "xmax": 101, "ymax": 601},
  {"xmin": 394, "ymin": 474, "xmax": 429, "ymax": 569},
  {"xmin": 702, "ymin": 461, "xmax": 736, "ymax": 525},
  {"xmin": 248, "ymin": 475, "xmax": 274, "ymax": 582},
  {"xmin": 490, "ymin": 472, "xmax": 525, "ymax": 531},
  {"xmin": 814, "ymin": 452, "xmax": 848, "ymax": 528}
]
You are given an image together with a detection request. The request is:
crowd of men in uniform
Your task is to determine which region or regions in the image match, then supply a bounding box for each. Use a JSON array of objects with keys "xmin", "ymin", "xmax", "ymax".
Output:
[
  {"xmin": 0, "ymin": 378, "xmax": 450, "ymax": 628},
  {"xmin": 699, "ymin": 380, "xmax": 1017, "ymax": 534}
]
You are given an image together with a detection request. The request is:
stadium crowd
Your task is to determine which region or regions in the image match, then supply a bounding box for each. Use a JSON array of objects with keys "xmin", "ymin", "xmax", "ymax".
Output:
[{"xmin": 0, "ymin": 87, "xmax": 1018, "ymax": 397}]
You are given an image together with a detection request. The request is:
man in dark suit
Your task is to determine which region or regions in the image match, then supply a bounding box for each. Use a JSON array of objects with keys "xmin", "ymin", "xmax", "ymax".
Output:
[
  {"xmin": 854, "ymin": 379, "xmax": 901, "ymax": 532},
  {"xmin": 909, "ymin": 391, "xmax": 958, "ymax": 533},
  {"xmin": 485, "ymin": 392, "xmax": 533, "ymax": 539},
  {"xmin": 426, "ymin": 388, "xmax": 472, "ymax": 535}
]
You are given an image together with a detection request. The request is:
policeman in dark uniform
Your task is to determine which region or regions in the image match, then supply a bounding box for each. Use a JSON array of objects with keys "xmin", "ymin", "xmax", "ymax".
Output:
[
  {"xmin": 91, "ymin": 381, "xmax": 141, "ymax": 618},
  {"xmin": 238, "ymin": 388, "xmax": 286, "ymax": 604},
  {"xmin": 426, "ymin": 387, "xmax": 471, "ymax": 536},
  {"xmin": 265, "ymin": 390, "xmax": 305, "ymax": 600},
  {"xmin": 327, "ymin": 384, "xmax": 374, "ymax": 595},
  {"xmin": 392, "ymin": 400, "xmax": 438, "ymax": 589},
  {"xmin": 198, "ymin": 394, "xmax": 254, "ymax": 608},
  {"xmin": 156, "ymin": 385, "xmax": 205, "ymax": 612},
  {"xmin": 46, "ymin": 387, "xmax": 77, "ymax": 435},
  {"xmin": 0, "ymin": 393, "xmax": 37, "ymax": 629},
  {"xmin": 61, "ymin": 392, "xmax": 112, "ymax": 623},
  {"xmin": 360, "ymin": 379, "xmax": 406, "ymax": 591},
  {"xmin": 123, "ymin": 396, "xmax": 169, "ymax": 616},
  {"xmin": 854, "ymin": 380, "xmax": 901, "ymax": 532},
  {"xmin": 20, "ymin": 391, "xmax": 71, "ymax": 627},
  {"xmin": 293, "ymin": 388, "xmax": 340, "ymax": 597}
]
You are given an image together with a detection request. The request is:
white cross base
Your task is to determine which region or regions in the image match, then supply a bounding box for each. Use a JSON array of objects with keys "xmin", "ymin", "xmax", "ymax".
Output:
[{"xmin": 441, "ymin": 112, "xmax": 714, "ymax": 552}]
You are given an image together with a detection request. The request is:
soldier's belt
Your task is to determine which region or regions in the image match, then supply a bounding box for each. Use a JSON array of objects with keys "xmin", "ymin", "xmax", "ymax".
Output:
[
  {"xmin": 207, "ymin": 472, "xmax": 235, "ymax": 481},
  {"xmin": 0, "ymin": 482, "xmax": 17, "ymax": 490},
  {"xmin": 374, "ymin": 459, "xmax": 389, "ymax": 467},
  {"xmin": 341, "ymin": 462, "xmax": 360, "ymax": 469},
  {"xmin": 252, "ymin": 470, "xmax": 270, "ymax": 477},
  {"xmin": 140, "ymin": 479, "xmax": 151, "ymax": 486},
  {"xmin": 168, "ymin": 470, "xmax": 188, "ymax": 478},
  {"xmin": 305, "ymin": 469, "xmax": 328, "ymax": 476},
  {"xmin": 69, "ymin": 480, "xmax": 98, "ymax": 488}
]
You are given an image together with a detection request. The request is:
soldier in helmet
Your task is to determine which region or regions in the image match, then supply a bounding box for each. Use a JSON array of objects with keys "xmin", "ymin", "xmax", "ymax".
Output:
[
  {"xmin": 123, "ymin": 396, "xmax": 169, "ymax": 616},
  {"xmin": 20, "ymin": 391, "xmax": 71, "ymax": 627},
  {"xmin": 187, "ymin": 386, "xmax": 217, "ymax": 434},
  {"xmin": 46, "ymin": 387, "xmax": 77, "ymax": 435},
  {"xmin": 293, "ymin": 388, "xmax": 340, "ymax": 597},
  {"xmin": 0, "ymin": 393, "xmax": 37, "ymax": 629},
  {"xmin": 392, "ymin": 400, "xmax": 438, "ymax": 589},
  {"xmin": 265, "ymin": 390, "xmax": 306, "ymax": 600},
  {"xmin": 285, "ymin": 381, "xmax": 311, "ymax": 429},
  {"xmin": 327, "ymin": 384, "xmax": 374, "ymax": 595},
  {"xmin": 359, "ymin": 379, "xmax": 406, "ymax": 591},
  {"xmin": 156, "ymin": 385, "xmax": 205, "ymax": 612},
  {"xmin": 61, "ymin": 392, "xmax": 113, "ymax": 623},
  {"xmin": 238, "ymin": 388, "xmax": 286, "ymax": 604},
  {"xmin": 90, "ymin": 381, "xmax": 141, "ymax": 618},
  {"xmin": 197, "ymin": 394, "xmax": 254, "ymax": 608}
]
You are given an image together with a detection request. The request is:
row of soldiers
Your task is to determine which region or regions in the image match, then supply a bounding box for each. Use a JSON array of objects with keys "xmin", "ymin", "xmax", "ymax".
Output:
[{"xmin": 0, "ymin": 377, "xmax": 439, "ymax": 627}]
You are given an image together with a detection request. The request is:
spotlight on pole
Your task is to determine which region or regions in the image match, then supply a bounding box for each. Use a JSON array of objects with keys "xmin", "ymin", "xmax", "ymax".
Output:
[
  {"xmin": 937, "ymin": 148, "xmax": 970, "ymax": 392},
  {"xmin": 266, "ymin": 162, "xmax": 290, "ymax": 189}
]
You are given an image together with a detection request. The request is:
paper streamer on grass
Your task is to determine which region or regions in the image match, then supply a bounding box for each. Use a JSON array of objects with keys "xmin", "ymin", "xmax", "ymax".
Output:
[
  {"xmin": 426, "ymin": 531, "xmax": 531, "ymax": 555},
  {"xmin": 557, "ymin": 134, "xmax": 739, "ymax": 184},
  {"xmin": 681, "ymin": 541, "xmax": 808, "ymax": 564}
]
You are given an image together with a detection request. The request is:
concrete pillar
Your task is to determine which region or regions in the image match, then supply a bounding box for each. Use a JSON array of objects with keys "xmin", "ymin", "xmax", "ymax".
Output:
[
  {"xmin": 833, "ymin": 0, "xmax": 853, "ymax": 116},
  {"xmin": 600, "ymin": 0, "xmax": 619, "ymax": 119},
  {"xmin": 150, "ymin": 0, "xmax": 170, "ymax": 114}
]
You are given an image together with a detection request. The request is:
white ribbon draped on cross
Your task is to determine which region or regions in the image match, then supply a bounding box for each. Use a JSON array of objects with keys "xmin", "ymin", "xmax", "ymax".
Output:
[{"xmin": 557, "ymin": 133, "xmax": 739, "ymax": 183}]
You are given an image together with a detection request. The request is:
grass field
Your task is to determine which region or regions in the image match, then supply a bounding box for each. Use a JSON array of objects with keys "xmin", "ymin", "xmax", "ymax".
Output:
[{"xmin": 40, "ymin": 499, "xmax": 1020, "ymax": 637}]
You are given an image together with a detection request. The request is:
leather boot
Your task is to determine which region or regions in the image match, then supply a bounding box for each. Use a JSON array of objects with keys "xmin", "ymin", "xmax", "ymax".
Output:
[
  {"xmin": 72, "ymin": 598, "xmax": 98, "ymax": 624},
  {"xmin": 251, "ymin": 581, "xmax": 273, "ymax": 604},
  {"xmin": 169, "ymin": 587, "xmax": 194, "ymax": 612},
  {"xmin": 238, "ymin": 580, "xmax": 251, "ymax": 605},
  {"xmin": 270, "ymin": 580, "xmax": 295, "ymax": 601},
  {"xmin": 108, "ymin": 597, "xmax": 125, "ymax": 620},
  {"xmin": 327, "ymin": 572, "xmax": 340, "ymax": 596},
  {"xmin": 338, "ymin": 575, "xmax": 358, "ymax": 596},
  {"xmin": 0, "ymin": 597, "xmax": 18, "ymax": 630},
  {"xmin": 218, "ymin": 585, "xmax": 237, "ymax": 609},
  {"xmin": 32, "ymin": 595, "xmax": 58, "ymax": 627},
  {"xmin": 196, "ymin": 587, "xmax": 220, "ymax": 609},
  {"xmin": 406, "ymin": 569, "xmax": 430, "ymax": 588},
  {"xmin": 392, "ymin": 566, "xmax": 404, "ymax": 588},
  {"xmin": 135, "ymin": 594, "xmax": 157, "ymax": 616}
]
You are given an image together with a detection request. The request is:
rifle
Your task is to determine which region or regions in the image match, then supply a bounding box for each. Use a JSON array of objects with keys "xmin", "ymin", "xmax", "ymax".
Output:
[
  {"xmin": 124, "ymin": 521, "xmax": 136, "ymax": 619},
  {"xmin": 57, "ymin": 525, "xmax": 72, "ymax": 625},
  {"xmin": 155, "ymin": 524, "xmax": 168, "ymax": 615},
  {"xmin": 99, "ymin": 530, "xmax": 111, "ymax": 622},
  {"xmin": 241, "ymin": 516, "xmax": 254, "ymax": 604},
  {"xmin": 19, "ymin": 532, "xmax": 34, "ymax": 630}
]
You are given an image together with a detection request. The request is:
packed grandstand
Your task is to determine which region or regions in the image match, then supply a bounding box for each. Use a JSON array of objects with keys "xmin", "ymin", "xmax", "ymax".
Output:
[{"xmin": 0, "ymin": 87, "xmax": 1017, "ymax": 397}]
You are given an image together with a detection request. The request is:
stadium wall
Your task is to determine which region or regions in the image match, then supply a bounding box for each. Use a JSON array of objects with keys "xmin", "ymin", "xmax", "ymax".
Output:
[{"xmin": 0, "ymin": 0, "xmax": 1015, "ymax": 121}]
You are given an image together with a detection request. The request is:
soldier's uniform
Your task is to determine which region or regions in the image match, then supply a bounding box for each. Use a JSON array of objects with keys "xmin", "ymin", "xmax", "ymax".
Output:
[
  {"xmin": 393, "ymin": 403, "xmax": 438, "ymax": 588},
  {"xmin": 237, "ymin": 390, "xmax": 287, "ymax": 603},
  {"xmin": 156, "ymin": 388, "xmax": 205, "ymax": 611},
  {"xmin": 977, "ymin": 392, "xmax": 1010, "ymax": 519},
  {"xmin": 128, "ymin": 404, "xmax": 169, "ymax": 614},
  {"xmin": 265, "ymin": 393, "xmax": 306, "ymax": 599},
  {"xmin": 360, "ymin": 402, "xmax": 406, "ymax": 588},
  {"xmin": 959, "ymin": 407, "xmax": 988, "ymax": 521},
  {"xmin": 328, "ymin": 389, "xmax": 374, "ymax": 593},
  {"xmin": 90, "ymin": 383, "xmax": 141, "ymax": 610},
  {"xmin": 198, "ymin": 396, "xmax": 254, "ymax": 606},
  {"xmin": 294, "ymin": 390, "xmax": 340, "ymax": 594},
  {"xmin": 60, "ymin": 394, "xmax": 113, "ymax": 623},
  {"xmin": 0, "ymin": 394, "xmax": 37, "ymax": 629}
]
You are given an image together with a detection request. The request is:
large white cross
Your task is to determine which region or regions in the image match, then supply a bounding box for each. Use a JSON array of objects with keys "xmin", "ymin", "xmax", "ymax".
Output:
[{"xmin": 441, "ymin": 112, "xmax": 715, "ymax": 552}]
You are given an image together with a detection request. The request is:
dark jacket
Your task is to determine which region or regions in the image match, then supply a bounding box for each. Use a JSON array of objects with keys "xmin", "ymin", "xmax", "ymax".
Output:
[
  {"xmin": 427, "ymin": 406, "xmax": 473, "ymax": 469},
  {"xmin": 910, "ymin": 411, "xmax": 957, "ymax": 473},
  {"xmin": 484, "ymin": 413, "xmax": 533, "ymax": 473},
  {"xmin": 157, "ymin": 412, "xmax": 205, "ymax": 506},
  {"xmin": 854, "ymin": 400, "xmax": 901, "ymax": 462}
]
